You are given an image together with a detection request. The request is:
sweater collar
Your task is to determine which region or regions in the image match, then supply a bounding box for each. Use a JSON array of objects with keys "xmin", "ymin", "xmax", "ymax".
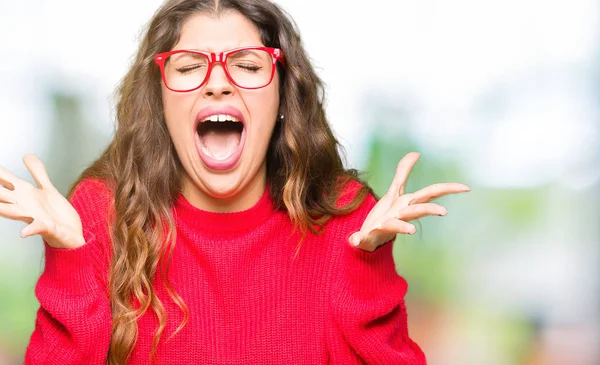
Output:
[{"xmin": 173, "ymin": 185, "xmax": 276, "ymax": 233}]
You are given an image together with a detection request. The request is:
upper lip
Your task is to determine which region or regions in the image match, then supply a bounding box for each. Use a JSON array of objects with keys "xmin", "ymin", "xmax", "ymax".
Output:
[{"xmin": 195, "ymin": 105, "xmax": 245, "ymax": 127}]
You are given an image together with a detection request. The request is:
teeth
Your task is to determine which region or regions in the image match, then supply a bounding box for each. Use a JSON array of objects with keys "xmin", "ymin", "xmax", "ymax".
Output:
[{"xmin": 203, "ymin": 114, "xmax": 240, "ymax": 123}]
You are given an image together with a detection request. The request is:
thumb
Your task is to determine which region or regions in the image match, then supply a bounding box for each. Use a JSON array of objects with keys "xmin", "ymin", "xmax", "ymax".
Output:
[
  {"xmin": 21, "ymin": 219, "xmax": 47, "ymax": 238},
  {"xmin": 349, "ymin": 231, "xmax": 365, "ymax": 247}
]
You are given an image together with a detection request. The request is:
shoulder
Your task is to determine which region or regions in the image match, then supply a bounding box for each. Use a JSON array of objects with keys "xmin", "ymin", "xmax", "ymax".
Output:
[
  {"xmin": 69, "ymin": 178, "xmax": 114, "ymax": 229},
  {"xmin": 319, "ymin": 179, "xmax": 378, "ymax": 248},
  {"xmin": 69, "ymin": 178, "xmax": 113, "ymax": 204},
  {"xmin": 334, "ymin": 179, "xmax": 377, "ymax": 221},
  {"xmin": 69, "ymin": 178, "xmax": 113, "ymax": 200}
]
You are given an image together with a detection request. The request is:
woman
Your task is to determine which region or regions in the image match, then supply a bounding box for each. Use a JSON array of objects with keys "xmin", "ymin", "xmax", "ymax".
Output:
[{"xmin": 0, "ymin": 0, "xmax": 469, "ymax": 363}]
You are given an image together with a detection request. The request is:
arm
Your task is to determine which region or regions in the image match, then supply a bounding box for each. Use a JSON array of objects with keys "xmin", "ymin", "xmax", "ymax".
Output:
[
  {"xmin": 326, "ymin": 152, "xmax": 470, "ymax": 363},
  {"xmin": 327, "ymin": 240, "xmax": 426, "ymax": 365},
  {"xmin": 25, "ymin": 178, "xmax": 113, "ymax": 364}
]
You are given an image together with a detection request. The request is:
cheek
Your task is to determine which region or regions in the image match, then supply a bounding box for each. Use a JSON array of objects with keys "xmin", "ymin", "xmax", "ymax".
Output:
[
  {"xmin": 247, "ymin": 85, "xmax": 280, "ymax": 125},
  {"xmin": 162, "ymin": 88, "xmax": 196, "ymax": 137}
]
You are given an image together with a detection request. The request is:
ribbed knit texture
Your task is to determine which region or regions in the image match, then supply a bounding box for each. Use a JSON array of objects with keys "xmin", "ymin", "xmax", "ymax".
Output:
[{"xmin": 25, "ymin": 178, "xmax": 426, "ymax": 364}]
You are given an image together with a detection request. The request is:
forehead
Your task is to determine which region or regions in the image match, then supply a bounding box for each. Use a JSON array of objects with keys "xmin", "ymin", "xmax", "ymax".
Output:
[{"xmin": 173, "ymin": 11, "xmax": 264, "ymax": 52}]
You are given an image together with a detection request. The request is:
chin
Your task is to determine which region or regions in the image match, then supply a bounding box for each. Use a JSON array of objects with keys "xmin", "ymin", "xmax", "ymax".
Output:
[{"xmin": 197, "ymin": 169, "xmax": 245, "ymax": 199}]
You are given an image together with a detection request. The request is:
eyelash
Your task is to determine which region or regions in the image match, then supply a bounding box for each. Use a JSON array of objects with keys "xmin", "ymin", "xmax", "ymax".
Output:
[
  {"xmin": 233, "ymin": 64, "xmax": 261, "ymax": 72},
  {"xmin": 176, "ymin": 65, "xmax": 205, "ymax": 74},
  {"xmin": 176, "ymin": 64, "xmax": 262, "ymax": 74}
]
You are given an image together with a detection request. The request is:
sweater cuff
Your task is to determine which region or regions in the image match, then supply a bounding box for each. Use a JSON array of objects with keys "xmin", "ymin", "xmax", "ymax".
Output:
[
  {"xmin": 40, "ymin": 230, "xmax": 101, "ymax": 295},
  {"xmin": 340, "ymin": 238, "xmax": 407, "ymax": 297}
]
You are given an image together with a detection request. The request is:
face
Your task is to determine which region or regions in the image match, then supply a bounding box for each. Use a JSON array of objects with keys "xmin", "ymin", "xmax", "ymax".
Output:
[{"xmin": 161, "ymin": 11, "xmax": 280, "ymax": 212}]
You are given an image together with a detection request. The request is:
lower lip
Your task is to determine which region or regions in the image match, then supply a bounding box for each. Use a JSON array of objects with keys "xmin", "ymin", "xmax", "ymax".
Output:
[{"xmin": 195, "ymin": 126, "xmax": 246, "ymax": 171}]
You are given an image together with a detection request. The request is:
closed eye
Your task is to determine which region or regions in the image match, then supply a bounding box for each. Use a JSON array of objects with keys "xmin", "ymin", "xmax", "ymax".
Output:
[
  {"xmin": 231, "ymin": 63, "xmax": 262, "ymax": 72},
  {"xmin": 176, "ymin": 64, "xmax": 206, "ymax": 74}
]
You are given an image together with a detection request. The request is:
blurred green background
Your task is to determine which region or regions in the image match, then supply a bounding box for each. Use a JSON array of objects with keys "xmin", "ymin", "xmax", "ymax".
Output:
[{"xmin": 1, "ymin": 0, "xmax": 598, "ymax": 364}]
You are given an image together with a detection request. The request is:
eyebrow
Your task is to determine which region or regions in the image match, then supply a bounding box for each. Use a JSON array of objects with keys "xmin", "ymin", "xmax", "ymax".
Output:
[
  {"xmin": 167, "ymin": 48, "xmax": 265, "ymax": 62},
  {"xmin": 170, "ymin": 52, "xmax": 207, "ymax": 62},
  {"xmin": 229, "ymin": 50, "xmax": 259, "ymax": 57}
]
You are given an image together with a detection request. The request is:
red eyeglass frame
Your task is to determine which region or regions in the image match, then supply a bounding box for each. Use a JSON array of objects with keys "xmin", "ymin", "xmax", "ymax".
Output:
[{"xmin": 154, "ymin": 46, "xmax": 285, "ymax": 92}]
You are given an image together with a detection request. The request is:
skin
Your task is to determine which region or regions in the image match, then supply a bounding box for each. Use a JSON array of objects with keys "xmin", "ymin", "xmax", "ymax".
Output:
[{"xmin": 163, "ymin": 11, "xmax": 280, "ymax": 213}]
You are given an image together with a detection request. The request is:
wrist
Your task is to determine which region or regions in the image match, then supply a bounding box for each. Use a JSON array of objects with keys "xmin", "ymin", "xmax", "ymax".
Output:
[{"xmin": 44, "ymin": 228, "xmax": 85, "ymax": 249}]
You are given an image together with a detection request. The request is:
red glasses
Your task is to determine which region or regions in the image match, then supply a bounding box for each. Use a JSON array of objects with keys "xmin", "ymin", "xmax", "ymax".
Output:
[{"xmin": 155, "ymin": 46, "xmax": 285, "ymax": 92}]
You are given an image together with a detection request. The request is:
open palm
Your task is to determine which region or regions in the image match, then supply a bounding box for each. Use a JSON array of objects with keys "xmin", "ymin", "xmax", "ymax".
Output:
[
  {"xmin": 0, "ymin": 154, "xmax": 84, "ymax": 249},
  {"xmin": 350, "ymin": 152, "xmax": 470, "ymax": 252}
]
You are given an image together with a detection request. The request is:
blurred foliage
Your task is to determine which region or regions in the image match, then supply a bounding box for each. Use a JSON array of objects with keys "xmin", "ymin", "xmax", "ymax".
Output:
[
  {"xmin": 0, "ymin": 264, "xmax": 39, "ymax": 360},
  {"xmin": 482, "ymin": 188, "xmax": 546, "ymax": 227},
  {"xmin": 45, "ymin": 90, "xmax": 109, "ymax": 194}
]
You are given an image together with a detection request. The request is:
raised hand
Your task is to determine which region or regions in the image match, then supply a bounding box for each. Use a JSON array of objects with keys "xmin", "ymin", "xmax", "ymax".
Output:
[
  {"xmin": 0, "ymin": 154, "xmax": 84, "ymax": 249},
  {"xmin": 349, "ymin": 152, "xmax": 470, "ymax": 252}
]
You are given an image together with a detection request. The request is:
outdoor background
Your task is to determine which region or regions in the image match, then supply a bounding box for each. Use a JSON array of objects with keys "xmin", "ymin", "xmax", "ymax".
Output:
[{"xmin": 1, "ymin": 0, "xmax": 599, "ymax": 364}]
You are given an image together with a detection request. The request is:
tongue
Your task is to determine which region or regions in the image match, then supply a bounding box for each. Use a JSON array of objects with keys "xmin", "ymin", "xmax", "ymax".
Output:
[{"xmin": 200, "ymin": 130, "xmax": 241, "ymax": 160}]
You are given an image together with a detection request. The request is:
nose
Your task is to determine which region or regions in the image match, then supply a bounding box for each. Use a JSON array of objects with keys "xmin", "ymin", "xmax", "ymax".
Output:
[{"xmin": 203, "ymin": 62, "xmax": 234, "ymax": 97}]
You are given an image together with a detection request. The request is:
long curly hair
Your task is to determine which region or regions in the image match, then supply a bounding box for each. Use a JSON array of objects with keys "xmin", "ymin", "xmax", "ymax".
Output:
[{"xmin": 69, "ymin": 0, "xmax": 372, "ymax": 363}]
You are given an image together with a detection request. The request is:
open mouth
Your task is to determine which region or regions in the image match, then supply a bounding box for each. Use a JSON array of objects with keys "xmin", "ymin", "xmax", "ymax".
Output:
[{"xmin": 195, "ymin": 113, "xmax": 246, "ymax": 170}]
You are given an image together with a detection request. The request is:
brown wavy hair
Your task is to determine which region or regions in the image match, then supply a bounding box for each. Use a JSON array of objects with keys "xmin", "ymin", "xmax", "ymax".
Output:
[{"xmin": 69, "ymin": 0, "xmax": 372, "ymax": 363}]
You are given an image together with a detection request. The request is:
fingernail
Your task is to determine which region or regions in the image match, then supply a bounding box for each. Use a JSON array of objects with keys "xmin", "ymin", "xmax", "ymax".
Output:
[{"xmin": 350, "ymin": 234, "xmax": 360, "ymax": 247}]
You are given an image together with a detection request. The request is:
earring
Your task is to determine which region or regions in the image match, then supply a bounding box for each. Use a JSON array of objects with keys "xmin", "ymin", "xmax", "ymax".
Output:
[{"xmin": 278, "ymin": 113, "xmax": 284, "ymax": 121}]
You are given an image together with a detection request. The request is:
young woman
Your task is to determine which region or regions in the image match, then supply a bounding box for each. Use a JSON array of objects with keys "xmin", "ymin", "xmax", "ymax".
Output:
[{"xmin": 0, "ymin": 0, "xmax": 469, "ymax": 363}]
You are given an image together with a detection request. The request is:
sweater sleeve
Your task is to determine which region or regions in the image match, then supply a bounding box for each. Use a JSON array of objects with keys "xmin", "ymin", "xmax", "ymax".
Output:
[
  {"xmin": 327, "ymin": 192, "xmax": 426, "ymax": 365},
  {"xmin": 25, "ymin": 179, "xmax": 113, "ymax": 365}
]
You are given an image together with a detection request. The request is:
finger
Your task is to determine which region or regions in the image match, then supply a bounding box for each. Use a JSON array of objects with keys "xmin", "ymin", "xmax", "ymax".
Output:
[
  {"xmin": 0, "ymin": 202, "xmax": 31, "ymax": 221},
  {"xmin": 408, "ymin": 182, "xmax": 471, "ymax": 205},
  {"xmin": 350, "ymin": 231, "xmax": 379, "ymax": 252},
  {"xmin": 350, "ymin": 219, "xmax": 415, "ymax": 251},
  {"xmin": 23, "ymin": 154, "xmax": 54, "ymax": 191},
  {"xmin": 386, "ymin": 152, "xmax": 421, "ymax": 197},
  {"xmin": 0, "ymin": 187, "xmax": 16, "ymax": 204},
  {"xmin": 395, "ymin": 202, "xmax": 447, "ymax": 221},
  {"xmin": 0, "ymin": 165, "xmax": 18, "ymax": 190},
  {"xmin": 21, "ymin": 219, "xmax": 49, "ymax": 238},
  {"xmin": 378, "ymin": 217, "xmax": 416, "ymax": 236}
]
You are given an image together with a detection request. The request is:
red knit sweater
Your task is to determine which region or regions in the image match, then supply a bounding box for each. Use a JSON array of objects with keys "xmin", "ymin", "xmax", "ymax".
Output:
[{"xmin": 25, "ymin": 178, "xmax": 426, "ymax": 364}]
